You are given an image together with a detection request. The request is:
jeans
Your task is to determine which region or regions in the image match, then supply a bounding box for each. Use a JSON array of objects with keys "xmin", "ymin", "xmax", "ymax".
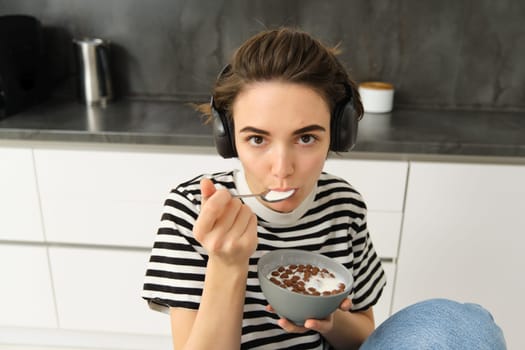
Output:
[{"xmin": 360, "ymin": 299, "xmax": 506, "ymax": 350}]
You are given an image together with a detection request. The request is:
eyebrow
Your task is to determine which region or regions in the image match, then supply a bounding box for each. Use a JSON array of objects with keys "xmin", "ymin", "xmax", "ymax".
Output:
[{"xmin": 239, "ymin": 124, "xmax": 327, "ymax": 135}]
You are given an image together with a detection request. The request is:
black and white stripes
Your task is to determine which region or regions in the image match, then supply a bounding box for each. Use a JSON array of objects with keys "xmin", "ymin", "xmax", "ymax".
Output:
[{"xmin": 143, "ymin": 170, "xmax": 386, "ymax": 349}]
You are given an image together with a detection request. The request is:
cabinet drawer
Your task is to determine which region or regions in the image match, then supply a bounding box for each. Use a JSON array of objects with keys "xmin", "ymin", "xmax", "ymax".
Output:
[
  {"xmin": 323, "ymin": 159, "xmax": 408, "ymax": 212},
  {"xmin": 49, "ymin": 246, "xmax": 171, "ymax": 335},
  {"xmin": 374, "ymin": 261, "xmax": 395, "ymax": 326},
  {"xmin": 367, "ymin": 211, "xmax": 402, "ymax": 259},
  {"xmin": 34, "ymin": 149, "xmax": 239, "ymax": 247},
  {"xmin": 41, "ymin": 199, "xmax": 161, "ymax": 247},
  {"xmin": 0, "ymin": 147, "xmax": 44, "ymax": 241},
  {"xmin": 34, "ymin": 149, "xmax": 239, "ymax": 201},
  {"xmin": 0, "ymin": 244, "xmax": 57, "ymax": 328}
]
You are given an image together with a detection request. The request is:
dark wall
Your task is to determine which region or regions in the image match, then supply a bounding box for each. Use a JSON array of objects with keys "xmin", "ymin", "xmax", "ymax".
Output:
[{"xmin": 1, "ymin": 0, "xmax": 524, "ymax": 111}]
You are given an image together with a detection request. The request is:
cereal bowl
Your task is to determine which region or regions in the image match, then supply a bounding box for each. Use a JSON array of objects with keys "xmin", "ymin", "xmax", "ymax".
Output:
[{"xmin": 257, "ymin": 249, "xmax": 353, "ymax": 325}]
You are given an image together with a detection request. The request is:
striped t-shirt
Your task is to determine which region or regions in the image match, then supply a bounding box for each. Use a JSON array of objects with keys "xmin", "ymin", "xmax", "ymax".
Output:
[{"xmin": 142, "ymin": 169, "xmax": 386, "ymax": 349}]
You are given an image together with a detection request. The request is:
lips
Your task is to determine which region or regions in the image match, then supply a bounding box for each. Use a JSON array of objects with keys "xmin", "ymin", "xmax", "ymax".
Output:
[
  {"xmin": 270, "ymin": 187, "xmax": 296, "ymax": 192},
  {"xmin": 260, "ymin": 188, "xmax": 295, "ymax": 203},
  {"xmin": 270, "ymin": 188, "xmax": 297, "ymax": 197}
]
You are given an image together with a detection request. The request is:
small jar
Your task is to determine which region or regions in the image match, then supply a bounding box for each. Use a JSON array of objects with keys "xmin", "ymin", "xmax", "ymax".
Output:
[{"xmin": 358, "ymin": 81, "xmax": 395, "ymax": 113}]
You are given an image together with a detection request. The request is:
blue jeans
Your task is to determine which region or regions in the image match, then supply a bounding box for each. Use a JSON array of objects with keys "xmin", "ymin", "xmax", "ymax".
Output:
[{"xmin": 360, "ymin": 299, "xmax": 506, "ymax": 350}]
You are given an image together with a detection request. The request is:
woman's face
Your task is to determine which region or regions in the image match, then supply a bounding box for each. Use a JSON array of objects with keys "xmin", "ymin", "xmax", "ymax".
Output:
[{"xmin": 232, "ymin": 81, "xmax": 331, "ymax": 213}]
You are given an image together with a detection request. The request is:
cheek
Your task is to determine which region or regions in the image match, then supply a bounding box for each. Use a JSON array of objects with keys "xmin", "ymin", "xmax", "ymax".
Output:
[
  {"xmin": 237, "ymin": 149, "xmax": 266, "ymax": 179},
  {"xmin": 299, "ymin": 151, "xmax": 327, "ymax": 173},
  {"xmin": 238, "ymin": 147, "xmax": 259, "ymax": 167},
  {"xmin": 293, "ymin": 155, "xmax": 327, "ymax": 194}
]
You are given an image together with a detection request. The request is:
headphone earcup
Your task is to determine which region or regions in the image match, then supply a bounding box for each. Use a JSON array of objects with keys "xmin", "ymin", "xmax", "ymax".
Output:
[
  {"xmin": 330, "ymin": 100, "xmax": 358, "ymax": 152},
  {"xmin": 211, "ymin": 101, "xmax": 237, "ymax": 158}
]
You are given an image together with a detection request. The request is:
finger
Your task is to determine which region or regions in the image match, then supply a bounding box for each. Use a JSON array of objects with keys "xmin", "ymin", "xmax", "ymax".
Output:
[
  {"xmin": 278, "ymin": 318, "xmax": 309, "ymax": 334},
  {"xmin": 228, "ymin": 204, "xmax": 254, "ymax": 238},
  {"xmin": 246, "ymin": 212, "xmax": 259, "ymax": 245},
  {"xmin": 200, "ymin": 178, "xmax": 216, "ymax": 205},
  {"xmin": 338, "ymin": 297, "xmax": 352, "ymax": 312},
  {"xmin": 233, "ymin": 212, "xmax": 258, "ymax": 254},
  {"xmin": 212, "ymin": 196, "xmax": 243, "ymax": 235},
  {"xmin": 194, "ymin": 187, "xmax": 231, "ymax": 238},
  {"xmin": 214, "ymin": 210, "xmax": 257, "ymax": 260},
  {"xmin": 266, "ymin": 305, "xmax": 309, "ymax": 334},
  {"xmin": 304, "ymin": 318, "xmax": 328, "ymax": 333}
]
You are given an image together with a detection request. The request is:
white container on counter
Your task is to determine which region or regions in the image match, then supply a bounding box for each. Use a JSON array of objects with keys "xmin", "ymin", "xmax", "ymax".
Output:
[{"xmin": 358, "ymin": 81, "xmax": 395, "ymax": 114}]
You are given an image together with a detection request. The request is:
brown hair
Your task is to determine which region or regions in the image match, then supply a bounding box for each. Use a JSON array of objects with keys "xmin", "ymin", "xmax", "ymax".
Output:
[{"xmin": 197, "ymin": 27, "xmax": 363, "ymax": 122}]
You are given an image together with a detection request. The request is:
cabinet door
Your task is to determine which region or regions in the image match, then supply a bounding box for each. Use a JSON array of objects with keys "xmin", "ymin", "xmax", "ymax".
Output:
[
  {"xmin": 394, "ymin": 162, "xmax": 525, "ymax": 349},
  {"xmin": 373, "ymin": 261, "xmax": 395, "ymax": 326},
  {"xmin": 0, "ymin": 244, "xmax": 57, "ymax": 328},
  {"xmin": 323, "ymin": 159, "xmax": 407, "ymax": 258},
  {"xmin": 323, "ymin": 158, "xmax": 408, "ymax": 212},
  {"xmin": 323, "ymin": 159, "xmax": 407, "ymax": 326},
  {"xmin": 34, "ymin": 149, "xmax": 239, "ymax": 247},
  {"xmin": 0, "ymin": 147, "xmax": 44, "ymax": 241},
  {"xmin": 367, "ymin": 212, "xmax": 402, "ymax": 259},
  {"xmin": 49, "ymin": 246, "xmax": 171, "ymax": 335}
]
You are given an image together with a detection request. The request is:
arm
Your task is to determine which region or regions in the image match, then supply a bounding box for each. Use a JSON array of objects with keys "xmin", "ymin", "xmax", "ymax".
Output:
[
  {"xmin": 170, "ymin": 259, "xmax": 249, "ymax": 349},
  {"xmin": 320, "ymin": 307, "xmax": 375, "ymax": 349},
  {"xmin": 170, "ymin": 178, "xmax": 258, "ymax": 350}
]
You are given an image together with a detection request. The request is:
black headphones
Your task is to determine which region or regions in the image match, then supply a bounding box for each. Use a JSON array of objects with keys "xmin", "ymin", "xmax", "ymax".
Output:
[{"xmin": 210, "ymin": 65, "xmax": 359, "ymax": 158}]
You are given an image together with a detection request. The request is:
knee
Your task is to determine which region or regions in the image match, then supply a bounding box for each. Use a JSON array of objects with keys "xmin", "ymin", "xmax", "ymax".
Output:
[
  {"xmin": 361, "ymin": 299, "xmax": 506, "ymax": 350},
  {"xmin": 406, "ymin": 298, "xmax": 495, "ymax": 326},
  {"xmin": 397, "ymin": 298, "xmax": 504, "ymax": 340}
]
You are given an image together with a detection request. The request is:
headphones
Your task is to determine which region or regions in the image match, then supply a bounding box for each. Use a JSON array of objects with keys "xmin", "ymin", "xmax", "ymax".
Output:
[{"xmin": 210, "ymin": 65, "xmax": 359, "ymax": 158}]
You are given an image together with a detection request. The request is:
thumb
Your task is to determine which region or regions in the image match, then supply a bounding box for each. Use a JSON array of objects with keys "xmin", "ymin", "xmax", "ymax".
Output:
[
  {"xmin": 339, "ymin": 298, "xmax": 352, "ymax": 312},
  {"xmin": 200, "ymin": 177, "xmax": 217, "ymax": 205}
]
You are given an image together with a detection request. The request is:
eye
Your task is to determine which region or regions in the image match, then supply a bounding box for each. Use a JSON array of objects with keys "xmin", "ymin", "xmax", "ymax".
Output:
[
  {"xmin": 247, "ymin": 135, "xmax": 266, "ymax": 146},
  {"xmin": 298, "ymin": 134, "xmax": 317, "ymax": 145}
]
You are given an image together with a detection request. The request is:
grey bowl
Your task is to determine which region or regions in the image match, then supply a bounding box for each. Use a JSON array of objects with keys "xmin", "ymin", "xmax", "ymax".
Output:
[{"xmin": 257, "ymin": 249, "xmax": 353, "ymax": 326}]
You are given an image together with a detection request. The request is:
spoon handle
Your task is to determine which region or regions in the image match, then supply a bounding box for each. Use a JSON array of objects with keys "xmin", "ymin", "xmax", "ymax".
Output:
[{"xmin": 232, "ymin": 193, "xmax": 264, "ymax": 199}]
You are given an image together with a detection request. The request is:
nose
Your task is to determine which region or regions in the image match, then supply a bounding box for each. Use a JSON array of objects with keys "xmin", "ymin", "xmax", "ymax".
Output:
[{"xmin": 270, "ymin": 144, "xmax": 294, "ymax": 180}]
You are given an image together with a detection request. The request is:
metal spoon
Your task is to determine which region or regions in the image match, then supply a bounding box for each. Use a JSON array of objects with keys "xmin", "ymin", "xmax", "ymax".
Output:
[{"xmin": 233, "ymin": 189, "xmax": 295, "ymax": 203}]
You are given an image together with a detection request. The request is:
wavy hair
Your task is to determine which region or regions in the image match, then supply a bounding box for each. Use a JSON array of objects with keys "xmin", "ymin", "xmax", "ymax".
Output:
[{"xmin": 197, "ymin": 27, "xmax": 363, "ymax": 123}]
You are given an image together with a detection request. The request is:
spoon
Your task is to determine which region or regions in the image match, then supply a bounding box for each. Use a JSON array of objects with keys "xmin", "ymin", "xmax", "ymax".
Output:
[{"xmin": 233, "ymin": 189, "xmax": 295, "ymax": 203}]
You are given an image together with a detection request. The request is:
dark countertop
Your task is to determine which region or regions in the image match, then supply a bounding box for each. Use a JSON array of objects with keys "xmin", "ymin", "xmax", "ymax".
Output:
[{"xmin": 1, "ymin": 98, "xmax": 524, "ymax": 160}]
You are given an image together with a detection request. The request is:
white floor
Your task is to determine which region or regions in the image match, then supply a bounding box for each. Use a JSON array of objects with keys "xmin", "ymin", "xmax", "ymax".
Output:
[
  {"xmin": 0, "ymin": 347, "xmax": 114, "ymax": 350},
  {"xmin": 0, "ymin": 326, "xmax": 171, "ymax": 350}
]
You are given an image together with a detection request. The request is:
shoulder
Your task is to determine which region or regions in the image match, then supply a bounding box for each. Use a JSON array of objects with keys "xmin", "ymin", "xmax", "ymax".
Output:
[
  {"xmin": 172, "ymin": 170, "xmax": 237, "ymax": 205},
  {"xmin": 317, "ymin": 172, "xmax": 366, "ymax": 205}
]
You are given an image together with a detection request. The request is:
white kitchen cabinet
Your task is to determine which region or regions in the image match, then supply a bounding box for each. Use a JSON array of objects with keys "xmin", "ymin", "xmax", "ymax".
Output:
[
  {"xmin": 367, "ymin": 211, "xmax": 402, "ymax": 259},
  {"xmin": 323, "ymin": 158, "xmax": 408, "ymax": 212},
  {"xmin": 373, "ymin": 261, "xmax": 396, "ymax": 326},
  {"xmin": 323, "ymin": 159, "xmax": 407, "ymax": 258},
  {"xmin": 34, "ymin": 149, "xmax": 239, "ymax": 247},
  {"xmin": 48, "ymin": 246, "xmax": 171, "ymax": 335},
  {"xmin": 394, "ymin": 162, "xmax": 525, "ymax": 349},
  {"xmin": 0, "ymin": 244, "xmax": 57, "ymax": 328},
  {"xmin": 0, "ymin": 147, "xmax": 44, "ymax": 241},
  {"xmin": 323, "ymin": 158, "xmax": 408, "ymax": 324}
]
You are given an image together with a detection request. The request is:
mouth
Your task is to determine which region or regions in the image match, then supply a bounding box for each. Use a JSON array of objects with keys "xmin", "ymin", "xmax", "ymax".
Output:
[
  {"xmin": 269, "ymin": 188, "xmax": 296, "ymax": 195},
  {"xmin": 265, "ymin": 188, "xmax": 296, "ymax": 202}
]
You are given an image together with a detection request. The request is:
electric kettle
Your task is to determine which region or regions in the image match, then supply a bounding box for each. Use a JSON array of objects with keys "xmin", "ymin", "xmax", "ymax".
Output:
[{"xmin": 73, "ymin": 38, "xmax": 113, "ymax": 105}]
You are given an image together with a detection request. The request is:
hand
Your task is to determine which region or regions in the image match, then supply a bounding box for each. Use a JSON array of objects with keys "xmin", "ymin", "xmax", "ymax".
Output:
[
  {"xmin": 193, "ymin": 178, "xmax": 258, "ymax": 266},
  {"xmin": 266, "ymin": 298, "xmax": 353, "ymax": 334}
]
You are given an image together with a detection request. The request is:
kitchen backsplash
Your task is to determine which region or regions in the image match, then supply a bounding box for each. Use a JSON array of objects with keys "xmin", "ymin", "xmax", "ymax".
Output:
[{"xmin": 1, "ymin": 0, "xmax": 524, "ymax": 111}]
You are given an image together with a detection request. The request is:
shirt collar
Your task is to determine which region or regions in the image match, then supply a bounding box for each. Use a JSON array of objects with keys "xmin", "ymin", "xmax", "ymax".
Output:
[{"xmin": 234, "ymin": 169, "xmax": 316, "ymax": 226}]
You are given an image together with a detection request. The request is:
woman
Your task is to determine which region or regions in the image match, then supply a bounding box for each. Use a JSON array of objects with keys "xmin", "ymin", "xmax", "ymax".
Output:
[{"xmin": 142, "ymin": 28, "xmax": 506, "ymax": 349}]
